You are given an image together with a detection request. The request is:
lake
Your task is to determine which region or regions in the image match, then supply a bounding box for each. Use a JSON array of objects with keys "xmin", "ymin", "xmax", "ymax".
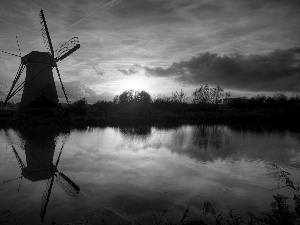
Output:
[{"xmin": 0, "ymin": 124, "xmax": 300, "ymax": 224}]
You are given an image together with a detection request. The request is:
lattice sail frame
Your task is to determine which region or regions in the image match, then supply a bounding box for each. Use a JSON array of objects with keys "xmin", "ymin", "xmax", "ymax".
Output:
[
  {"xmin": 39, "ymin": 11, "xmax": 51, "ymax": 54},
  {"xmin": 55, "ymin": 37, "xmax": 79, "ymax": 59}
]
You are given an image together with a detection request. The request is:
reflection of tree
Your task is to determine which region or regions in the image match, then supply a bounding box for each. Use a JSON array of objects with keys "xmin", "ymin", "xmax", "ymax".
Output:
[
  {"xmin": 165, "ymin": 125, "xmax": 231, "ymax": 163},
  {"xmin": 165, "ymin": 124, "xmax": 299, "ymax": 168},
  {"xmin": 119, "ymin": 125, "xmax": 151, "ymax": 138},
  {"xmin": 3, "ymin": 128, "xmax": 80, "ymax": 223},
  {"xmin": 193, "ymin": 124, "xmax": 228, "ymax": 150}
]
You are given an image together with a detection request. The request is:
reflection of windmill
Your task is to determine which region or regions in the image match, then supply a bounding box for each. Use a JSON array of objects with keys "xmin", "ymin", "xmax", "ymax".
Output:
[
  {"xmin": 3, "ymin": 130, "xmax": 80, "ymax": 223},
  {"xmin": 1, "ymin": 9, "xmax": 80, "ymax": 110}
]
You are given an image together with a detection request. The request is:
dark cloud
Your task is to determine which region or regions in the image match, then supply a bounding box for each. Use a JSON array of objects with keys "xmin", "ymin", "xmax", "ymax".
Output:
[
  {"xmin": 118, "ymin": 69, "xmax": 133, "ymax": 76},
  {"xmin": 55, "ymin": 81, "xmax": 114, "ymax": 102},
  {"xmin": 143, "ymin": 48, "xmax": 300, "ymax": 92},
  {"xmin": 92, "ymin": 67, "xmax": 105, "ymax": 76},
  {"xmin": 118, "ymin": 64, "xmax": 142, "ymax": 76}
]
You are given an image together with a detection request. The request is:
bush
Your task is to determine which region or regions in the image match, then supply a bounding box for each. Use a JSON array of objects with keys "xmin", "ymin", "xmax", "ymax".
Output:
[{"xmin": 72, "ymin": 98, "xmax": 88, "ymax": 116}]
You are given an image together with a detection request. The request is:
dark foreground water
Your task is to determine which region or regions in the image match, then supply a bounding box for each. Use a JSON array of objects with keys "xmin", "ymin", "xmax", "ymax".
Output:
[{"xmin": 0, "ymin": 124, "xmax": 300, "ymax": 224}]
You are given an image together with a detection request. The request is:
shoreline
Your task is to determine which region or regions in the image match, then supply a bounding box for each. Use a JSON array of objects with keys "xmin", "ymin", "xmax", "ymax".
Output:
[{"xmin": 0, "ymin": 110, "xmax": 299, "ymax": 131}]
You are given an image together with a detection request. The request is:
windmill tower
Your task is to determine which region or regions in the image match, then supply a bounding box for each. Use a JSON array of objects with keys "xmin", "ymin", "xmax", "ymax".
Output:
[{"xmin": 1, "ymin": 10, "xmax": 80, "ymax": 109}]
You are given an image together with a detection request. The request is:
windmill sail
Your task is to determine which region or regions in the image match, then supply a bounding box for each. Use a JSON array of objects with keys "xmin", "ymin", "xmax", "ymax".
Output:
[
  {"xmin": 1, "ymin": 50, "xmax": 21, "ymax": 58},
  {"xmin": 40, "ymin": 176, "xmax": 55, "ymax": 223},
  {"xmin": 56, "ymin": 44, "xmax": 80, "ymax": 62},
  {"xmin": 2, "ymin": 131, "xmax": 25, "ymax": 184},
  {"xmin": 3, "ymin": 176, "xmax": 23, "ymax": 184},
  {"xmin": 56, "ymin": 172, "xmax": 80, "ymax": 198},
  {"xmin": 55, "ymin": 37, "xmax": 80, "ymax": 60},
  {"xmin": 54, "ymin": 139, "xmax": 79, "ymax": 198},
  {"xmin": 39, "ymin": 10, "xmax": 54, "ymax": 55},
  {"xmin": 3, "ymin": 64, "xmax": 25, "ymax": 107},
  {"xmin": 5, "ymin": 131, "xmax": 25, "ymax": 169},
  {"xmin": 54, "ymin": 65, "xmax": 70, "ymax": 104}
]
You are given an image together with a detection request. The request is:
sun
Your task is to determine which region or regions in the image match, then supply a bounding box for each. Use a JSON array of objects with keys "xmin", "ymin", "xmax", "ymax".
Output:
[{"xmin": 119, "ymin": 75, "xmax": 149, "ymax": 92}]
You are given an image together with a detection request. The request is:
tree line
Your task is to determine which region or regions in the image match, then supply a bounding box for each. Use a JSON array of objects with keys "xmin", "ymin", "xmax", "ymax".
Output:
[{"xmin": 71, "ymin": 84, "xmax": 300, "ymax": 120}]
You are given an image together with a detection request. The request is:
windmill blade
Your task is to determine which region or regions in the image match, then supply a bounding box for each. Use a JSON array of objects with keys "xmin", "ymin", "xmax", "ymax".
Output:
[
  {"xmin": 54, "ymin": 140, "xmax": 80, "ymax": 198},
  {"xmin": 8, "ymin": 64, "xmax": 48, "ymax": 100},
  {"xmin": 40, "ymin": 176, "xmax": 55, "ymax": 223},
  {"xmin": 55, "ymin": 172, "xmax": 80, "ymax": 198},
  {"xmin": 16, "ymin": 36, "xmax": 22, "ymax": 57},
  {"xmin": 55, "ymin": 65, "xmax": 70, "ymax": 105},
  {"xmin": 3, "ymin": 64, "xmax": 25, "ymax": 107},
  {"xmin": 5, "ymin": 131, "xmax": 25, "ymax": 169},
  {"xmin": 39, "ymin": 10, "xmax": 54, "ymax": 56},
  {"xmin": 10, "ymin": 145, "xmax": 25, "ymax": 169},
  {"xmin": 3, "ymin": 176, "xmax": 23, "ymax": 184},
  {"xmin": 55, "ymin": 44, "xmax": 80, "ymax": 62},
  {"xmin": 55, "ymin": 37, "xmax": 79, "ymax": 58},
  {"xmin": 1, "ymin": 51, "xmax": 21, "ymax": 58},
  {"xmin": 55, "ymin": 140, "xmax": 66, "ymax": 167}
]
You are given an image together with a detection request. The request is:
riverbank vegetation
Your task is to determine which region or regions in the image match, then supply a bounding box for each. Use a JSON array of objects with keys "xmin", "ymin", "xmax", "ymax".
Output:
[
  {"xmin": 72, "ymin": 85, "xmax": 300, "ymax": 126},
  {"xmin": 1, "ymin": 84, "xmax": 300, "ymax": 127}
]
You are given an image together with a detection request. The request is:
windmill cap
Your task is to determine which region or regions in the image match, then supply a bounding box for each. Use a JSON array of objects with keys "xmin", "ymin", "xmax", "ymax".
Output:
[{"xmin": 21, "ymin": 51, "xmax": 55, "ymax": 66}]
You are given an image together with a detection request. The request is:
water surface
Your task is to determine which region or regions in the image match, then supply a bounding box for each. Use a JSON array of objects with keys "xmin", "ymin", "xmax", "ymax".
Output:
[{"xmin": 0, "ymin": 124, "xmax": 299, "ymax": 224}]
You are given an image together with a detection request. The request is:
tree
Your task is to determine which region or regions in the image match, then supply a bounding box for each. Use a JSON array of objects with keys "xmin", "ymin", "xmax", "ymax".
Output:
[
  {"xmin": 113, "ymin": 90, "xmax": 152, "ymax": 104},
  {"xmin": 72, "ymin": 98, "xmax": 87, "ymax": 116},
  {"xmin": 135, "ymin": 90, "xmax": 152, "ymax": 103},
  {"xmin": 192, "ymin": 84, "xmax": 211, "ymax": 104},
  {"xmin": 170, "ymin": 89, "xmax": 188, "ymax": 103},
  {"xmin": 192, "ymin": 84, "xmax": 225, "ymax": 105},
  {"xmin": 113, "ymin": 95, "xmax": 120, "ymax": 104},
  {"xmin": 119, "ymin": 89, "xmax": 136, "ymax": 104},
  {"xmin": 211, "ymin": 85, "xmax": 224, "ymax": 104}
]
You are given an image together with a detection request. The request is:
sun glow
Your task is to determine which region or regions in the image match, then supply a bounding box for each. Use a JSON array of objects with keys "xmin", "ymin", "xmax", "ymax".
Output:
[{"xmin": 118, "ymin": 75, "xmax": 150, "ymax": 92}]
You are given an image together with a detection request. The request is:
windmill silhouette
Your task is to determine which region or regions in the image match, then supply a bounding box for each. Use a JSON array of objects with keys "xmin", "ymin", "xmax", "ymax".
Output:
[
  {"xmin": 3, "ymin": 129, "xmax": 80, "ymax": 223},
  {"xmin": 1, "ymin": 9, "xmax": 80, "ymax": 109}
]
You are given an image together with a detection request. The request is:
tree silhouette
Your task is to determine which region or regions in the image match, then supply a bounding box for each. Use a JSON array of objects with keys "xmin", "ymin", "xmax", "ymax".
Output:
[
  {"xmin": 192, "ymin": 84, "xmax": 225, "ymax": 105},
  {"xmin": 113, "ymin": 90, "xmax": 152, "ymax": 104}
]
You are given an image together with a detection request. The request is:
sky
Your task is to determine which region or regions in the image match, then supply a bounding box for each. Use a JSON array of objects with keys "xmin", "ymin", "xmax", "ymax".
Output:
[{"xmin": 0, "ymin": 0, "xmax": 300, "ymax": 103}]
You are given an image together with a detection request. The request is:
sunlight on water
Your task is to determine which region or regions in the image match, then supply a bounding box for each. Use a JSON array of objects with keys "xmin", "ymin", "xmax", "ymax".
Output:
[{"xmin": 0, "ymin": 125, "xmax": 300, "ymax": 224}]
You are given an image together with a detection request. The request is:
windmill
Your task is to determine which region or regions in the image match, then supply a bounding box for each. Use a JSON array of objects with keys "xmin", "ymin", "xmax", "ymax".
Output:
[
  {"xmin": 1, "ymin": 9, "xmax": 80, "ymax": 110},
  {"xmin": 3, "ymin": 130, "xmax": 80, "ymax": 223}
]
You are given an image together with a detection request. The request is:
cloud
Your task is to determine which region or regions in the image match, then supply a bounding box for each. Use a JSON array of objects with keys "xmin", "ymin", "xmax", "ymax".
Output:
[
  {"xmin": 92, "ymin": 67, "xmax": 105, "ymax": 76},
  {"xmin": 143, "ymin": 48, "xmax": 300, "ymax": 93},
  {"xmin": 2, "ymin": 0, "xmax": 300, "ymax": 98},
  {"xmin": 69, "ymin": 0, "xmax": 120, "ymax": 28},
  {"xmin": 0, "ymin": 90, "xmax": 6, "ymax": 99},
  {"xmin": 118, "ymin": 64, "xmax": 142, "ymax": 76},
  {"xmin": 56, "ymin": 81, "xmax": 114, "ymax": 102}
]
